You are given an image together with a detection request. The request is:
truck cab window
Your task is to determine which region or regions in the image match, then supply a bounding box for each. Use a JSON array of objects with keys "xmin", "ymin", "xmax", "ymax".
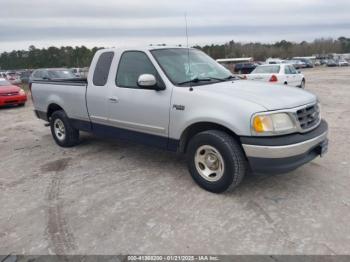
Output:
[
  {"xmin": 93, "ymin": 52, "xmax": 114, "ymax": 86},
  {"xmin": 116, "ymin": 51, "xmax": 159, "ymax": 89}
]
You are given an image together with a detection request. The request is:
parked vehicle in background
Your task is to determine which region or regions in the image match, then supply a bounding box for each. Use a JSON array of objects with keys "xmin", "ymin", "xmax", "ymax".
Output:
[
  {"xmin": 71, "ymin": 67, "xmax": 89, "ymax": 78},
  {"xmin": 320, "ymin": 59, "xmax": 328, "ymax": 65},
  {"xmin": 31, "ymin": 46, "xmax": 328, "ymax": 193},
  {"xmin": 234, "ymin": 62, "xmax": 257, "ymax": 74},
  {"xmin": 5, "ymin": 71, "xmax": 21, "ymax": 85},
  {"xmin": 283, "ymin": 60, "xmax": 305, "ymax": 69},
  {"xmin": 19, "ymin": 70, "xmax": 33, "ymax": 84},
  {"xmin": 266, "ymin": 58, "xmax": 283, "ymax": 64},
  {"xmin": 299, "ymin": 58, "xmax": 314, "ymax": 68},
  {"xmin": 246, "ymin": 64, "xmax": 305, "ymax": 88},
  {"xmin": 0, "ymin": 78, "xmax": 27, "ymax": 107},
  {"xmin": 337, "ymin": 60, "xmax": 349, "ymax": 66},
  {"xmin": 327, "ymin": 60, "xmax": 337, "ymax": 67},
  {"xmin": 29, "ymin": 68, "xmax": 77, "ymax": 87}
]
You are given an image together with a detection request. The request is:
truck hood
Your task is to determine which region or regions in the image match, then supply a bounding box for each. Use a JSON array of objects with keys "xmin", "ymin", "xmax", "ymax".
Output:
[{"xmin": 197, "ymin": 80, "xmax": 316, "ymax": 111}]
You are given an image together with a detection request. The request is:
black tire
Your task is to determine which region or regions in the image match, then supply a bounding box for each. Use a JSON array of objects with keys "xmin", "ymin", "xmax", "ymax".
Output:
[
  {"xmin": 300, "ymin": 79, "xmax": 306, "ymax": 88},
  {"xmin": 186, "ymin": 130, "xmax": 247, "ymax": 193},
  {"xmin": 50, "ymin": 110, "xmax": 79, "ymax": 147},
  {"xmin": 18, "ymin": 103, "xmax": 25, "ymax": 107}
]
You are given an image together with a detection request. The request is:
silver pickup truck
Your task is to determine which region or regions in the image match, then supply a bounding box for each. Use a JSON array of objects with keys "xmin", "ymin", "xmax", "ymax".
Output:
[{"xmin": 32, "ymin": 46, "xmax": 328, "ymax": 193}]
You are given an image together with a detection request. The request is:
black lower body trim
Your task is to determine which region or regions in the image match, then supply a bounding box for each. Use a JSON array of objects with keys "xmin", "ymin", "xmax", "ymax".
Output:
[
  {"xmin": 34, "ymin": 110, "xmax": 48, "ymax": 121},
  {"xmin": 72, "ymin": 119, "xmax": 179, "ymax": 152},
  {"xmin": 70, "ymin": 118, "xmax": 92, "ymax": 132},
  {"xmin": 36, "ymin": 112, "xmax": 179, "ymax": 151},
  {"xmin": 248, "ymin": 141, "xmax": 325, "ymax": 174}
]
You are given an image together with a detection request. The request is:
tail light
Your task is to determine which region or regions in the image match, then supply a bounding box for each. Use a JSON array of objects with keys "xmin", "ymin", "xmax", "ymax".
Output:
[{"xmin": 269, "ymin": 75, "xmax": 278, "ymax": 82}]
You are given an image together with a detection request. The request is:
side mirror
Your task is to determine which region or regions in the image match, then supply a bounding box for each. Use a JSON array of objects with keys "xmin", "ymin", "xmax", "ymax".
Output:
[{"xmin": 137, "ymin": 74, "xmax": 163, "ymax": 90}]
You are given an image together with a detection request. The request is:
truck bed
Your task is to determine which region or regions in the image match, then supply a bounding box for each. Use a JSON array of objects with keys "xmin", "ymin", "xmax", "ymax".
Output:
[{"xmin": 31, "ymin": 78, "xmax": 90, "ymax": 124}]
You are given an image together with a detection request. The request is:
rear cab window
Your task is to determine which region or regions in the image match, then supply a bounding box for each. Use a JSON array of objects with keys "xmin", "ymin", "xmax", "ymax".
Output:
[{"xmin": 93, "ymin": 52, "xmax": 114, "ymax": 86}]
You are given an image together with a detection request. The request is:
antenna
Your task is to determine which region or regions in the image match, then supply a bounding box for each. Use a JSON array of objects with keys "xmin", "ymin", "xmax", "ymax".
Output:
[
  {"xmin": 185, "ymin": 13, "xmax": 189, "ymax": 49},
  {"xmin": 184, "ymin": 13, "xmax": 192, "ymax": 87}
]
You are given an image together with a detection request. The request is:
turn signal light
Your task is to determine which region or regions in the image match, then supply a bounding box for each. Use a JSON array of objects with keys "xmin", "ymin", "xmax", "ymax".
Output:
[{"xmin": 253, "ymin": 115, "xmax": 272, "ymax": 133}]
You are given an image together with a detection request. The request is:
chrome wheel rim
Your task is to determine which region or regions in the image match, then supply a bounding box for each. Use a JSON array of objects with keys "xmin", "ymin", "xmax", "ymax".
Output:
[
  {"xmin": 194, "ymin": 145, "xmax": 225, "ymax": 182},
  {"xmin": 54, "ymin": 119, "xmax": 66, "ymax": 141}
]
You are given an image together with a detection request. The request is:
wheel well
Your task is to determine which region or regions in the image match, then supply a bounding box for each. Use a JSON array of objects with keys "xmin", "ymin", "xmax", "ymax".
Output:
[
  {"xmin": 179, "ymin": 122, "xmax": 240, "ymax": 153},
  {"xmin": 47, "ymin": 104, "xmax": 63, "ymax": 120}
]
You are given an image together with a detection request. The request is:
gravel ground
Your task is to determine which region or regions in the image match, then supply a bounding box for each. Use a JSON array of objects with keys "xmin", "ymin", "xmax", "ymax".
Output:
[{"xmin": 0, "ymin": 66, "xmax": 349, "ymax": 255}]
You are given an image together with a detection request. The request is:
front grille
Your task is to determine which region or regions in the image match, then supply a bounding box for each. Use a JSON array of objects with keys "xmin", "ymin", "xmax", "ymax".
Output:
[
  {"xmin": 5, "ymin": 100, "xmax": 18, "ymax": 104},
  {"xmin": 0, "ymin": 92, "xmax": 19, "ymax": 96},
  {"xmin": 296, "ymin": 103, "xmax": 320, "ymax": 130}
]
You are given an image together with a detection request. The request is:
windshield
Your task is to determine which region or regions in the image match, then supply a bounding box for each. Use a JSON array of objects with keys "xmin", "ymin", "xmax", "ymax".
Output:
[
  {"xmin": 0, "ymin": 79, "xmax": 11, "ymax": 86},
  {"xmin": 252, "ymin": 65, "xmax": 280, "ymax": 74},
  {"xmin": 48, "ymin": 69, "xmax": 76, "ymax": 79},
  {"xmin": 151, "ymin": 48, "xmax": 232, "ymax": 86}
]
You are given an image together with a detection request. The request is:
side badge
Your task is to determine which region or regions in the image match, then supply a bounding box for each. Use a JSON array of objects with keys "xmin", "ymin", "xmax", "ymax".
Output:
[{"xmin": 173, "ymin": 104, "xmax": 185, "ymax": 111}]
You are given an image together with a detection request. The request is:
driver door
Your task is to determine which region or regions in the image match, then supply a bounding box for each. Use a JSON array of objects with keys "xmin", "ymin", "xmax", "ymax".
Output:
[{"xmin": 107, "ymin": 51, "xmax": 172, "ymax": 148}]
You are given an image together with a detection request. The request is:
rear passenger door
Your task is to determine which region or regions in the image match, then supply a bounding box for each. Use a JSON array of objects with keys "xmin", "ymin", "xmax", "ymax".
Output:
[
  {"xmin": 86, "ymin": 51, "xmax": 115, "ymax": 125},
  {"xmin": 107, "ymin": 51, "xmax": 172, "ymax": 148}
]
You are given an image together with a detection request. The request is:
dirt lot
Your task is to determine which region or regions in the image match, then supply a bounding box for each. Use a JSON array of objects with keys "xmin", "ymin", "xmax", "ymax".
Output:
[{"xmin": 0, "ymin": 67, "xmax": 350, "ymax": 255}]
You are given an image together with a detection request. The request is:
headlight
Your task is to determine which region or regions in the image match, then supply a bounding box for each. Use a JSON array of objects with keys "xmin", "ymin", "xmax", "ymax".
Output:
[
  {"xmin": 252, "ymin": 112, "xmax": 297, "ymax": 136},
  {"xmin": 19, "ymin": 89, "xmax": 25, "ymax": 95}
]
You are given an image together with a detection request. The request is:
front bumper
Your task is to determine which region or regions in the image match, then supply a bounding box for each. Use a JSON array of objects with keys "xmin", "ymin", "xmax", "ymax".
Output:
[
  {"xmin": 241, "ymin": 120, "xmax": 328, "ymax": 174},
  {"xmin": 0, "ymin": 94, "xmax": 27, "ymax": 106}
]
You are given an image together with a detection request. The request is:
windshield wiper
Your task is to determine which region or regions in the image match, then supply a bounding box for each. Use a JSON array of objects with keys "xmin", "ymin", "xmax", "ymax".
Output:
[
  {"xmin": 178, "ymin": 77, "xmax": 212, "ymax": 85},
  {"xmin": 225, "ymin": 75, "xmax": 236, "ymax": 80},
  {"xmin": 178, "ymin": 75, "xmax": 236, "ymax": 85},
  {"xmin": 205, "ymin": 75, "xmax": 237, "ymax": 82}
]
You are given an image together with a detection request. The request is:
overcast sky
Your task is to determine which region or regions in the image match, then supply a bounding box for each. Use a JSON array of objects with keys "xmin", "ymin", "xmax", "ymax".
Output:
[{"xmin": 1, "ymin": 0, "xmax": 350, "ymax": 52}]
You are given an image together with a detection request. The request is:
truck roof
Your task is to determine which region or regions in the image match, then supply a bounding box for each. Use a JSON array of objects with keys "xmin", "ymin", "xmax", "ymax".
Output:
[{"xmin": 99, "ymin": 45, "xmax": 192, "ymax": 53}]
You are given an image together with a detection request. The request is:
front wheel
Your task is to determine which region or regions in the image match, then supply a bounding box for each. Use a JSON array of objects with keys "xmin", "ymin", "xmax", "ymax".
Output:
[
  {"xmin": 186, "ymin": 130, "xmax": 247, "ymax": 193},
  {"xmin": 50, "ymin": 110, "xmax": 79, "ymax": 147}
]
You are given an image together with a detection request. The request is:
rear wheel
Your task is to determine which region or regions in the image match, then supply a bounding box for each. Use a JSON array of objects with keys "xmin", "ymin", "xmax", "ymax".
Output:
[
  {"xmin": 50, "ymin": 110, "xmax": 79, "ymax": 147},
  {"xmin": 300, "ymin": 79, "xmax": 306, "ymax": 88},
  {"xmin": 186, "ymin": 130, "xmax": 247, "ymax": 193}
]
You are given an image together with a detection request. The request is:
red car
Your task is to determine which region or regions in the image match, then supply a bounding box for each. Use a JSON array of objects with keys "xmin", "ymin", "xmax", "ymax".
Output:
[{"xmin": 0, "ymin": 78, "xmax": 27, "ymax": 107}]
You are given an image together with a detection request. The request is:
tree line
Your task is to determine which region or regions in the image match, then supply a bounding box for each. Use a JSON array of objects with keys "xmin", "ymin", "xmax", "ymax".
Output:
[
  {"xmin": 0, "ymin": 45, "xmax": 102, "ymax": 70},
  {"xmin": 194, "ymin": 37, "xmax": 350, "ymax": 61},
  {"xmin": 1, "ymin": 37, "xmax": 350, "ymax": 70}
]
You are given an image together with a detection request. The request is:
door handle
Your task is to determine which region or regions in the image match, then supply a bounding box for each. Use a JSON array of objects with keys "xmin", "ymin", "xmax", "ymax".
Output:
[{"xmin": 108, "ymin": 97, "xmax": 119, "ymax": 103}]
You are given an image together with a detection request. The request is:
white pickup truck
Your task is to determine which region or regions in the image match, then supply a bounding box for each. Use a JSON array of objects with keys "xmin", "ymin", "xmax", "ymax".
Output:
[{"xmin": 32, "ymin": 46, "xmax": 328, "ymax": 193}]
